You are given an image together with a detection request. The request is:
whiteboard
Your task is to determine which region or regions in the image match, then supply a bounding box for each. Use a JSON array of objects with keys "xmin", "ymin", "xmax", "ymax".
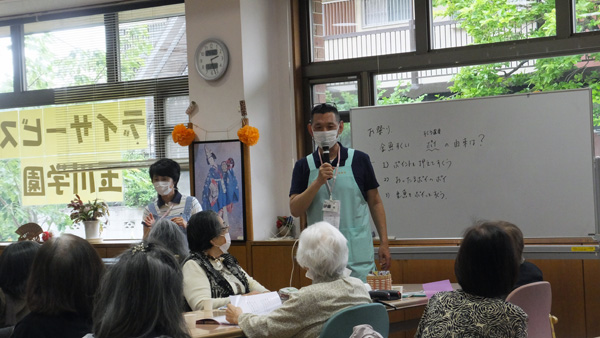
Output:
[{"xmin": 350, "ymin": 89, "xmax": 598, "ymax": 239}]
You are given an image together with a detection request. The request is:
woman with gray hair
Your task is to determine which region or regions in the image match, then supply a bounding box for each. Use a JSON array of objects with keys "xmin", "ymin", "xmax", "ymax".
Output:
[
  {"xmin": 146, "ymin": 218, "xmax": 189, "ymax": 262},
  {"xmin": 225, "ymin": 221, "xmax": 371, "ymax": 338}
]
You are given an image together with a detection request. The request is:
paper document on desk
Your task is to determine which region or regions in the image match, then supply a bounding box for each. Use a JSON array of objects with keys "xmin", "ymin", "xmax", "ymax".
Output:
[
  {"xmin": 230, "ymin": 291, "xmax": 282, "ymax": 315},
  {"xmin": 422, "ymin": 279, "xmax": 453, "ymax": 299}
]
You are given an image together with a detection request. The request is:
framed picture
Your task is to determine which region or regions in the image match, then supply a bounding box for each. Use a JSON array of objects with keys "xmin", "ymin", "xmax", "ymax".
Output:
[{"xmin": 190, "ymin": 140, "xmax": 246, "ymax": 241}]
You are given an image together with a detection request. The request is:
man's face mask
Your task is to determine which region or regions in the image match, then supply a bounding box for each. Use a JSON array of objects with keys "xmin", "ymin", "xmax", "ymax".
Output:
[{"xmin": 312, "ymin": 128, "xmax": 339, "ymax": 149}]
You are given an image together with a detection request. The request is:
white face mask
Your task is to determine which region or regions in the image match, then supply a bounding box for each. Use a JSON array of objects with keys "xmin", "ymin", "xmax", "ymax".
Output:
[
  {"xmin": 312, "ymin": 129, "xmax": 339, "ymax": 149},
  {"xmin": 153, "ymin": 181, "xmax": 173, "ymax": 196},
  {"xmin": 219, "ymin": 232, "xmax": 231, "ymax": 253}
]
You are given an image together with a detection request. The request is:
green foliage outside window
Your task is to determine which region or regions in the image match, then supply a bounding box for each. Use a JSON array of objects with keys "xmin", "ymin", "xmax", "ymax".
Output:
[{"xmin": 432, "ymin": 0, "xmax": 600, "ymax": 125}]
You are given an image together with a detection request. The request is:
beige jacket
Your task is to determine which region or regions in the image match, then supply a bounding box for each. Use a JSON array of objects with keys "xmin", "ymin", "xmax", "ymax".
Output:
[{"xmin": 238, "ymin": 276, "xmax": 371, "ymax": 338}]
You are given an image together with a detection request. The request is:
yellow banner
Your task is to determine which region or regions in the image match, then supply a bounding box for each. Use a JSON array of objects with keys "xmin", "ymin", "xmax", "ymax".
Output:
[
  {"xmin": 0, "ymin": 99, "xmax": 148, "ymax": 159},
  {"xmin": 21, "ymin": 153, "xmax": 124, "ymax": 206}
]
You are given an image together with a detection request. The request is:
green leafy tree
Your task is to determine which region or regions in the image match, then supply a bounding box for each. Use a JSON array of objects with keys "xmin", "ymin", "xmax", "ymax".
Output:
[
  {"xmin": 432, "ymin": 0, "xmax": 600, "ymax": 124},
  {"xmin": 377, "ymin": 81, "xmax": 426, "ymax": 105}
]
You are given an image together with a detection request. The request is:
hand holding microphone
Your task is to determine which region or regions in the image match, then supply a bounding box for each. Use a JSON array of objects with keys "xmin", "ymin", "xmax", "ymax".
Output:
[
  {"xmin": 322, "ymin": 146, "xmax": 330, "ymax": 163},
  {"xmin": 318, "ymin": 146, "xmax": 334, "ymax": 183}
]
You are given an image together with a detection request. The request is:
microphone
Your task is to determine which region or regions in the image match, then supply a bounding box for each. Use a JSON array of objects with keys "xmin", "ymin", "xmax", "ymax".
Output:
[{"xmin": 322, "ymin": 146, "xmax": 330, "ymax": 164}]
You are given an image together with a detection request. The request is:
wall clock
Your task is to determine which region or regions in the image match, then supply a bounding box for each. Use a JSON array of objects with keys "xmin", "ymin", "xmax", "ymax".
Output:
[{"xmin": 194, "ymin": 38, "xmax": 229, "ymax": 81}]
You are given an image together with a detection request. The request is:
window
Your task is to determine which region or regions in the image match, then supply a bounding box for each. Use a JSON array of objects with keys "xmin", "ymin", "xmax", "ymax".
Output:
[
  {"xmin": 576, "ymin": 0, "xmax": 600, "ymax": 33},
  {"xmin": 312, "ymin": 0, "xmax": 416, "ymax": 62},
  {"xmin": 0, "ymin": 26, "xmax": 12, "ymax": 93},
  {"xmin": 312, "ymin": 80, "xmax": 358, "ymax": 148},
  {"xmin": 363, "ymin": 0, "xmax": 412, "ymax": 27},
  {"xmin": 24, "ymin": 17, "xmax": 107, "ymax": 90},
  {"xmin": 431, "ymin": 0, "xmax": 556, "ymax": 49},
  {"xmin": 0, "ymin": 2, "xmax": 188, "ymax": 241},
  {"xmin": 301, "ymin": 0, "xmax": 600, "ymax": 163}
]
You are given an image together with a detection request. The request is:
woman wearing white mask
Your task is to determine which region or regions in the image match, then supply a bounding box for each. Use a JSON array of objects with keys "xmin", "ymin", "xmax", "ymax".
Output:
[
  {"xmin": 142, "ymin": 158, "xmax": 202, "ymax": 238},
  {"xmin": 183, "ymin": 211, "xmax": 268, "ymax": 310}
]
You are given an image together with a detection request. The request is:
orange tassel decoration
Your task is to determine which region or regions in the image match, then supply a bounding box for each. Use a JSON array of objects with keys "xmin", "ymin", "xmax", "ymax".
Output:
[
  {"xmin": 237, "ymin": 100, "xmax": 259, "ymax": 146},
  {"xmin": 237, "ymin": 125, "xmax": 260, "ymax": 146},
  {"xmin": 172, "ymin": 124, "xmax": 196, "ymax": 146}
]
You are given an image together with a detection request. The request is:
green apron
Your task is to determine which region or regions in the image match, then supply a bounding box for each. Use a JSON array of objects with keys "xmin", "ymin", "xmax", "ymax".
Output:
[{"xmin": 306, "ymin": 148, "xmax": 375, "ymax": 282}]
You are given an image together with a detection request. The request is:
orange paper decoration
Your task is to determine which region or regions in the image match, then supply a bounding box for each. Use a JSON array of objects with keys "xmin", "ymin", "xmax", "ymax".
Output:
[
  {"xmin": 237, "ymin": 125, "xmax": 260, "ymax": 146},
  {"xmin": 172, "ymin": 124, "xmax": 196, "ymax": 146}
]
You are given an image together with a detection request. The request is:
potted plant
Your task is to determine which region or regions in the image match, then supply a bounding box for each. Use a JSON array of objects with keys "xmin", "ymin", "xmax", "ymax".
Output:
[{"xmin": 68, "ymin": 194, "xmax": 109, "ymax": 241}]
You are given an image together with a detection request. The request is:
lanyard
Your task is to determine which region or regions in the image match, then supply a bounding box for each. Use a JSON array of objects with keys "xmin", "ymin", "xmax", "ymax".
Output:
[{"xmin": 318, "ymin": 146, "xmax": 341, "ymax": 200}]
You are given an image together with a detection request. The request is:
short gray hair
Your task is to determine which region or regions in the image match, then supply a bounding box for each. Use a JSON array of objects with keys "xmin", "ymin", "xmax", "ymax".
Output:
[
  {"xmin": 147, "ymin": 219, "xmax": 189, "ymax": 261},
  {"xmin": 296, "ymin": 221, "xmax": 348, "ymax": 282}
]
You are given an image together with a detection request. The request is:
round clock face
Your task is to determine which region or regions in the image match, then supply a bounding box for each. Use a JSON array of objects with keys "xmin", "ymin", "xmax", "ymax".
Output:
[{"xmin": 195, "ymin": 38, "xmax": 229, "ymax": 81}]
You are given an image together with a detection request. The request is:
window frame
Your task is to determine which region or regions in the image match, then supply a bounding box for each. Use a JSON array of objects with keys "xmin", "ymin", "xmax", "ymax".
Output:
[
  {"xmin": 298, "ymin": 0, "xmax": 600, "ymax": 154},
  {"xmin": 0, "ymin": 0, "xmax": 186, "ymax": 166}
]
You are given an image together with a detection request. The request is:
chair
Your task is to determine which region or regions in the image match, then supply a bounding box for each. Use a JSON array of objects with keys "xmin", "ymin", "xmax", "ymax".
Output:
[
  {"xmin": 320, "ymin": 303, "xmax": 389, "ymax": 338},
  {"xmin": 0, "ymin": 326, "xmax": 14, "ymax": 338},
  {"xmin": 506, "ymin": 281, "xmax": 556, "ymax": 338}
]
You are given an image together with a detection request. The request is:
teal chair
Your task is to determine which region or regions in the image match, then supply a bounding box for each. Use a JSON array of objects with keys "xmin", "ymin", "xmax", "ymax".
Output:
[{"xmin": 320, "ymin": 303, "xmax": 389, "ymax": 338}]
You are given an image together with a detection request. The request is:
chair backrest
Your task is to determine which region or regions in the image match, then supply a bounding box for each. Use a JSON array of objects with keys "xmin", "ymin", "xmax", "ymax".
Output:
[
  {"xmin": 320, "ymin": 303, "xmax": 389, "ymax": 338},
  {"xmin": 0, "ymin": 326, "xmax": 14, "ymax": 338},
  {"xmin": 506, "ymin": 281, "xmax": 552, "ymax": 338}
]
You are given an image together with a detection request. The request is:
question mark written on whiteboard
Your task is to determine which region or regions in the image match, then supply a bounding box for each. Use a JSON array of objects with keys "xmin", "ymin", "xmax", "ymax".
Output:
[{"xmin": 479, "ymin": 134, "xmax": 485, "ymax": 145}]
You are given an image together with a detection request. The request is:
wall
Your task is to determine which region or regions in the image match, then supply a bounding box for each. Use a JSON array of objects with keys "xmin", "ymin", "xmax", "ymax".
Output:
[{"xmin": 185, "ymin": 0, "xmax": 296, "ymax": 240}]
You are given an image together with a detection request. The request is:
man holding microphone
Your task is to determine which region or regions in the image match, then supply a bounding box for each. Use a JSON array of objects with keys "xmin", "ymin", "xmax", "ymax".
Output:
[{"xmin": 289, "ymin": 103, "xmax": 391, "ymax": 281}]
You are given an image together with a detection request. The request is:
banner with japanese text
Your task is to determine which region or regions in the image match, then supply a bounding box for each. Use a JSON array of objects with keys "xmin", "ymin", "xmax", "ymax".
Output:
[{"xmin": 0, "ymin": 99, "xmax": 148, "ymax": 205}]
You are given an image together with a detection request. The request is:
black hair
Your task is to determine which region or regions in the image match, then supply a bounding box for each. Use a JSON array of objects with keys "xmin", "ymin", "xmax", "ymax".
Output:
[
  {"xmin": 310, "ymin": 103, "xmax": 340, "ymax": 123},
  {"xmin": 147, "ymin": 218, "xmax": 189, "ymax": 262},
  {"xmin": 92, "ymin": 242, "xmax": 190, "ymax": 338},
  {"xmin": 454, "ymin": 221, "xmax": 519, "ymax": 298},
  {"xmin": 26, "ymin": 234, "xmax": 104, "ymax": 317},
  {"xmin": 149, "ymin": 158, "xmax": 181, "ymax": 187},
  {"xmin": 187, "ymin": 210, "xmax": 222, "ymax": 253},
  {"xmin": 205, "ymin": 152, "xmax": 217, "ymax": 165},
  {"xmin": 0, "ymin": 241, "xmax": 40, "ymax": 298},
  {"xmin": 498, "ymin": 221, "xmax": 524, "ymax": 261}
]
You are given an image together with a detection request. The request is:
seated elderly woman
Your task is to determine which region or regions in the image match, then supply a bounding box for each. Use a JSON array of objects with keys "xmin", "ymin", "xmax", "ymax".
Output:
[
  {"xmin": 415, "ymin": 221, "xmax": 528, "ymax": 338},
  {"xmin": 12, "ymin": 234, "xmax": 104, "ymax": 338},
  {"xmin": 225, "ymin": 221, "xmax": 371, "ymax": 338},
  {"xmin": 146, "ymin": 218, "xmax": 189, "ymax": 262},
  {"xmin": 183, "ymin": 210, "xmax": 268, "ymax": 310},
  {"xmin": 88, "ymin": 242, "xmax": 190, "ymax": 338},
  {"xmin": 0, "ymin": 240, "xmax": 40, "ymax": 327}
]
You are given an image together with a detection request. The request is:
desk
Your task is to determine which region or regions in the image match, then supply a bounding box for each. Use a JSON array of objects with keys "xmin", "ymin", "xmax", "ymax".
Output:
[
  {"xmin": 187, "ymin": 310, "xmax": 245, "ymax": 338},
  {"xmin": 189, "ymin": 324, "xmax": 244, "ymax": 338},
  {"xmin": 188, "ymin": 284, "xmax": 456, "ymax": 338},
  {"xmin": 383, "ymin": 284, "xmax": 430, "ymax": 335}
]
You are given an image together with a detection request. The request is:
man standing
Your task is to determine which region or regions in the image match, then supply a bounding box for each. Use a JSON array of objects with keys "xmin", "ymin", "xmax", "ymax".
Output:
[{"xmin": 289, "ymin": 103, "xmax": 391, "ymax": 281}]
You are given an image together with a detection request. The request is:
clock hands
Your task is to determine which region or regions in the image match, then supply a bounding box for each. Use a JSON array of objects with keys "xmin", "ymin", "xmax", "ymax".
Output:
[{"xmin": 210, "ymin": 56, "xmax": 218, "ymax": 74}]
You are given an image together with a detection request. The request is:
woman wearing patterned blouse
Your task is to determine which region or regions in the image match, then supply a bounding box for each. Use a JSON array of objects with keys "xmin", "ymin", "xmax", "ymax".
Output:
[
  {"xmin": 182, "ymin": 211, "xmax": 268, "ymax": 310},
  {"xmin": 415, "ymin": 221, "xmax": 528, "ymax": 338}
]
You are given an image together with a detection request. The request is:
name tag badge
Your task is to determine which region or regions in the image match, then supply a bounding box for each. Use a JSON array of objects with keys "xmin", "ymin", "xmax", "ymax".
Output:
[{"xmin": 323, "ymin": 199, "xmax": 341, "ymax": 229}]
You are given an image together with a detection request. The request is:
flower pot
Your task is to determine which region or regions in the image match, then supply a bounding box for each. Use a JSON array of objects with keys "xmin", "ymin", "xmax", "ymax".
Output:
[{"xmin": 83, "ymin": 220, "xmax": 101, "ymax": 240}]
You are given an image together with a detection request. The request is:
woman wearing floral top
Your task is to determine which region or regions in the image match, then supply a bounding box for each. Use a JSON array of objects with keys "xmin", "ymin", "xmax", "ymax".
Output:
[
  {"xmin": 182, "ymin": 210, "xmax": 268, "ymax": 310},
  {"xmin": 415, "ymin": 221, "xmax": 528, "ymax": 338}
]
